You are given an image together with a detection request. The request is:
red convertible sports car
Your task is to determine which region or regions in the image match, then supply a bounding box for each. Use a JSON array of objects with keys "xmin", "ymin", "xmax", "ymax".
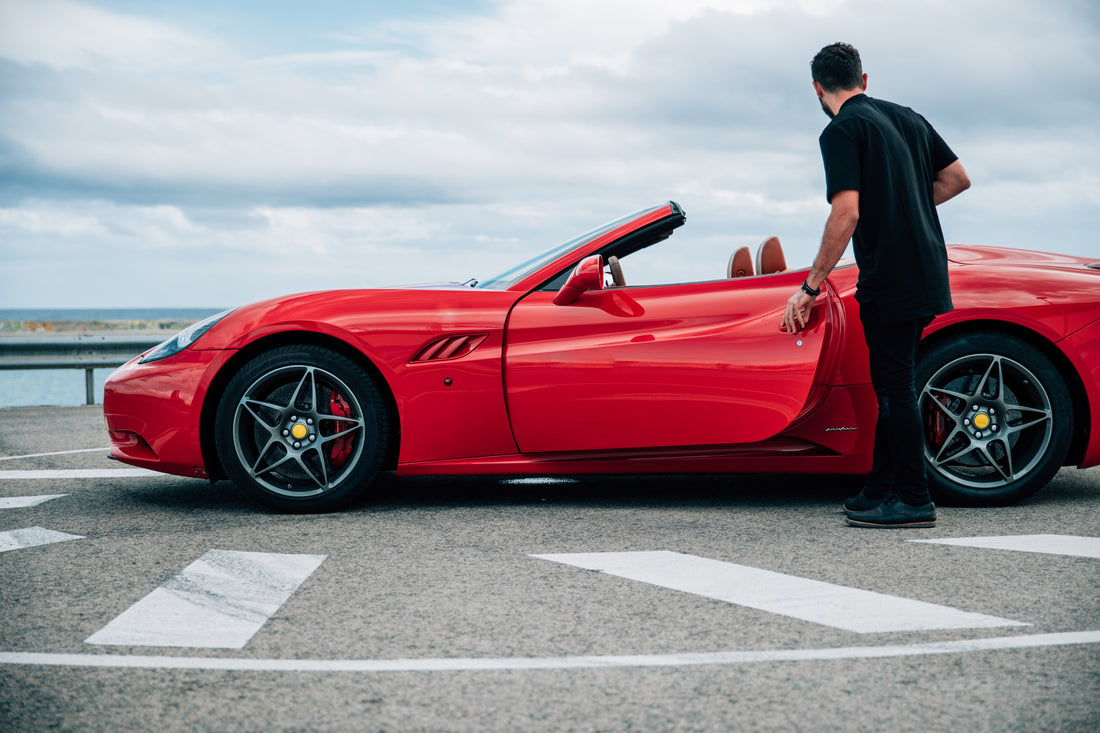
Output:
[{"xmin": 104, "ymin": 202, "xmax": 1100, "ymax": 512}]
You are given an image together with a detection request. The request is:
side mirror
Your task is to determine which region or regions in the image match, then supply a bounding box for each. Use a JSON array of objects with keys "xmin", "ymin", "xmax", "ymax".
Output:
[{"xmin": 552, "ymin": 255, "xmax": 604, "ymax": 305}]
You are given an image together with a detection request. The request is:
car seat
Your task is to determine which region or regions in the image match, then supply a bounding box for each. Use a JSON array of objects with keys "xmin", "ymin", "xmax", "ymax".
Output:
[
  {"xmin": 755, "ymin": 236, "xmax": 786, "ymax": 275},
  {"xmin": 727, "ymin": 246, "xmax": 753, "ymax": 278}
]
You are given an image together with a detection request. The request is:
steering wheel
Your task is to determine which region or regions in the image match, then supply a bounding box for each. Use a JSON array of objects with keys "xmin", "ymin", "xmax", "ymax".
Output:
[{"xmin": 607, "ymin": 255, "xmax": 626, "ymax": 287}]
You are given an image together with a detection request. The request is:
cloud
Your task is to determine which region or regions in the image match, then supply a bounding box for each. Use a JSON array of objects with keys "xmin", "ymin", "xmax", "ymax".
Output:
[
  {"xmin": 0, "ymin": 0, "xmax": 1097, "ymax": 307},
  {"xmin": 0, "ymin": 0, "xmax": 230, "ymax": 71}
]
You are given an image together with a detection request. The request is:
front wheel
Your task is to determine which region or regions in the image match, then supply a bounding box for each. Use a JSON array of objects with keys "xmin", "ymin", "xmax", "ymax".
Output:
[
  {"xmin": 916, "ymin": 332, "xmax": 1072, "ymax": 506},
  {"xmin": 215, "ymin": 345, "xmax": 390, "ymax": 512}
]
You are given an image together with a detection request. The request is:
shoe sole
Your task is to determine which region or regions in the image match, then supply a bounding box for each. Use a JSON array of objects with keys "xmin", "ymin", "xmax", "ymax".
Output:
[{"xmin": 845, "ymin": 517, "xmax": 937, "ymax": 528}]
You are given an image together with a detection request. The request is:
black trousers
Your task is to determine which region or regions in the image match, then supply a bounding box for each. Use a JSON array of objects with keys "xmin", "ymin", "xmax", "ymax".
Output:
[{"xmin": 859, "ymin": 303, "xmax": 934, "ymax": 506}]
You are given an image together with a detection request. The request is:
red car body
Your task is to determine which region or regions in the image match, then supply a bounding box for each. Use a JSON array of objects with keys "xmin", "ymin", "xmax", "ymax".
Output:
[{"xmin": 104, "ymin": 202, "xmax": 1100, "ymax": 511}]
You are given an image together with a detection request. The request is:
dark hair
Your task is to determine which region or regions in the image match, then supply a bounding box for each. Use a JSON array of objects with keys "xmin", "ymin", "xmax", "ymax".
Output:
[{"xmin": 811, "ymin": 43, "xmax": 863, "ymax": 93}]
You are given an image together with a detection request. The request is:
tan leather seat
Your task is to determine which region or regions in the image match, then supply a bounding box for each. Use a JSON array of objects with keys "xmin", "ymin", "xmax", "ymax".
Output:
[
  {"xmin": 727, "ymin": 246, "xmax": 753, "ymax": 278},
  {"xmin": 755, "ymin": 236, "xmax": 786, "ymax": 275}
]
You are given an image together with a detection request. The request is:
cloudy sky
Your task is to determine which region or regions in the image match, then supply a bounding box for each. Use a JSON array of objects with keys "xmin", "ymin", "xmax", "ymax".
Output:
[{"xmin": 1, "ymin": 0, "xmax": 1097, "ymax": 309}]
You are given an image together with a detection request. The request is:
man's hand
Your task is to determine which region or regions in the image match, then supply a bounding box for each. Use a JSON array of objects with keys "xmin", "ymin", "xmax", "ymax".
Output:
[{"xmin": 782, "ymin": 289, "xmax": 816, "ymax": 332}]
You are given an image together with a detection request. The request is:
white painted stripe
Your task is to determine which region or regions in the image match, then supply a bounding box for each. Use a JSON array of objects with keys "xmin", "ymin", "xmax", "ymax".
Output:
[
  {"xmin": 0, "ymin": 527, "xmax": 84, "ymax": 553},
  {"xmin": 2, "ymin": 631, "xmax": 1097, "ymax": 673},
  {"xmin": 533, "ymin": 551, "xmax": 1027, "ymax": 634},
  {"xmin": 0, "ymin": 468, "xmax": 165, "ymax": 480},
  {"xmin": 0, "ymin": 494, "xmax": 67, "ymax": 508},
  {"xmin": 85, "ymin": 550, "xmax": 326, "ymax": 649},
  {"xmin": 912, "ymin": 534, "xmax": 1100, "ymax": 559},
  {"xmin": 0, "ymin": 448, "xmax": 108, "ymax": 462}
]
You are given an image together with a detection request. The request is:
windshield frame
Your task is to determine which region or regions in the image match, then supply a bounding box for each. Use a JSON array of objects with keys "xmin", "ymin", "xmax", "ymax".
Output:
[{"xmin": 476, "ymin": 205, "xmax": 671, "ymax": 291}]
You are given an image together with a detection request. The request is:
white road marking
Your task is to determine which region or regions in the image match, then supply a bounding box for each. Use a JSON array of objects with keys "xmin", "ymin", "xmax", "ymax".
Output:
[
  {"xmin": 85, "ymin": 550, "xmax": 327, "ymax": 649},
  {"xmin": 0, "ymin": 494, "xmax": 67, "ymax": 508},
  {"xmin": 533, "ymin": 551, "xmax": 1028, "ymax": 634},
  {"xmin": 0, "ymin": 527, "xmax": 84, "ymax": 553},
  {"xmin": 0, "ymin": 448, "xmax": 108, "ymax": 462},
  {"xmin": 912, "ymin": 534, "xmax": 1100, "ymax": 559},
  {"xmin": 0, "ymin": 468, "xmax": 166, "ymax": 480},
  {"xmin": 2, "ymin": 631, "xmax": 1097, "ymax": 673}
]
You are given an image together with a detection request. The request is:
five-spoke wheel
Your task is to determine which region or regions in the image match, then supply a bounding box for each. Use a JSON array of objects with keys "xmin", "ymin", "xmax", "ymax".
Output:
[
  {"xmin": 215, "ymin": 345, "xmax": 390, "ymax": 512},
  {"xmin": 917, "ymin": 332, "xmax": 1072, "ymax": 506}
]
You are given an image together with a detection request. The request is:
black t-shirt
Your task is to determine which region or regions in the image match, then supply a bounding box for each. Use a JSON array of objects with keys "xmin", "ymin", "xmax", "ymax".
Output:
[{"xmin": 819, "ymin": 94, "xmax": 957, "ymax": 321}]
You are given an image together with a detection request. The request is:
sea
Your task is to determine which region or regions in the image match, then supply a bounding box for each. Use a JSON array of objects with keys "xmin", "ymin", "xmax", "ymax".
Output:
[{"xmin": 0, "ymin": 308, "xmax": 224, "ymax": 409}]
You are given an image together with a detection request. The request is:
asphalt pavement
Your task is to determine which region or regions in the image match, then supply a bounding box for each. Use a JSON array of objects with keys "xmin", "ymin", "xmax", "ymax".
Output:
[{"xmin": 1, "ymin": 405, "xmax": 1098, "ymax": 731}]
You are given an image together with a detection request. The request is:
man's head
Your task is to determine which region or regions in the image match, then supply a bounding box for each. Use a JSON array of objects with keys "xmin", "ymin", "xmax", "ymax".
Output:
[
  {"xmin": 811, "ymin": 42, "xmax": 867, "ymax": 118},
  {"xmin": 811, "ymin": 43, "xmax": 863, "ymax": 92}
]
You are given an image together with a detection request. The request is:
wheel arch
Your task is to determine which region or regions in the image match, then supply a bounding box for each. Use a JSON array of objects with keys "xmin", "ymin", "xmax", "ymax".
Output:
[
  {"xmin": 199, "ymin": 331, "xmax": 401, "ymax": 480},
  {"xmin": 919, "ymin": 319, "xmax": 1091, "ymax": 466}
]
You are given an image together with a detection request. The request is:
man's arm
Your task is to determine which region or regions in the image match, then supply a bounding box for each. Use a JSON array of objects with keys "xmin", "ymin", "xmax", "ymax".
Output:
[
  {"xmin": 806, "ymin": 190, "xmax": 859, "ymax": 291},
  {"xmin": 781, "ymin": 190, "xmax": 859, "ymax": 333},
  {"xmin": 933, "ymin": 160, "xmax": 971, "ymax": 206}
]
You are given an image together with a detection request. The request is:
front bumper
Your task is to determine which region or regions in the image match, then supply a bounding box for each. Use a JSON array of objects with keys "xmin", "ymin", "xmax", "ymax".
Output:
[{"xmin": 104, "ymin": 349, "xmax": 227, "ymax": 478}]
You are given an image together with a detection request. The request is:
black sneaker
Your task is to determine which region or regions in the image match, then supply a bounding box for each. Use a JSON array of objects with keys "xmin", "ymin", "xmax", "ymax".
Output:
[
  {"xmin": 845, "ymin": 496, "xmax": 937, "ymax": 528},
  {"xmin": 842, "ymin": 489, "xmax": 889, "ymax": 515}
]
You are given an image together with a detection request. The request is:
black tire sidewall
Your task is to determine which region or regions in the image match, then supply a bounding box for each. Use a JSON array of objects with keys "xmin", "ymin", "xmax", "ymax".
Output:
[
  {"xmin": 916, "ymin": 331, "xmax": 1072, "ymax": 506},
  {"xmin": 215, "ymin": 344, "xmax": 389, "ymax": 512}
]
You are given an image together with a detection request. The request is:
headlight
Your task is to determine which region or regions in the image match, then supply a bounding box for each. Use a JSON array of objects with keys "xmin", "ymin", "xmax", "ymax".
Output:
[{"xmin": 140, "ymin": 309, "xmax": 234, "ymax": 363}]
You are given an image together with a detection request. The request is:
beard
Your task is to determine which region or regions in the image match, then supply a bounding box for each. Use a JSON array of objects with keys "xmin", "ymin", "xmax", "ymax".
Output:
[{"xmin": 819, "ymin": 97, "xmax": 835, "ymax": 119}]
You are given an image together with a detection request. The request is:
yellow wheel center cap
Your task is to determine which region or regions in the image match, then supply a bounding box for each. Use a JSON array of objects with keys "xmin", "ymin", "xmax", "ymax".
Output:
[
  {"xmin": 973, "ymin": 413, "xmax": 991, "ymax": 430},
  {"xmin": 291, "ymin": 423, "xmax": 309, "ymax": 440}
]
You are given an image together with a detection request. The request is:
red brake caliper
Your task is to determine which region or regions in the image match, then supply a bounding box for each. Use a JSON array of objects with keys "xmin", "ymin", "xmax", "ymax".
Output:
[
  {"xmin": 329, "ymin": 392, "xmax": 354, "ymax": 468},
  {"xmin": 927, "ymin": 395, "xmax": 950, "ymax": 449}
]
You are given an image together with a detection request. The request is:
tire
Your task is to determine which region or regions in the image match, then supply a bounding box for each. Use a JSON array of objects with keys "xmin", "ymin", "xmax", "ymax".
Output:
[
  {"xmin": 916, "ymin": 331, "xmax": 1072, "ymax": 506},
  {"xmin": 215, "ymin": 345, "xmax": 390, "ymax": 512}
]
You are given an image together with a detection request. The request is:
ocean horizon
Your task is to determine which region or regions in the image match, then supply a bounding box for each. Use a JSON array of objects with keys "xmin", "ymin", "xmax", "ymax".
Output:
[
  {"xmin": 0, "ymin": 307, "xmax": 226, "ymax": 322},
  {"xmin": 0, "ymin": 308, "xmax": 225, "ymax": 408}
]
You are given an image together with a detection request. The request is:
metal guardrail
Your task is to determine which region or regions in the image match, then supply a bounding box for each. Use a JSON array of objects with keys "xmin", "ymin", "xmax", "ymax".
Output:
[{"xmin": 0, "ymin": 335, "xmax": 163, "ymax": 405}]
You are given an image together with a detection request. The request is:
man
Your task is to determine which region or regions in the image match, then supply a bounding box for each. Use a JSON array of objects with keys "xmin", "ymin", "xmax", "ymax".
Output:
[{"xmin": 782, "ymin": 43, "xmax": 971, "ymax": 528}]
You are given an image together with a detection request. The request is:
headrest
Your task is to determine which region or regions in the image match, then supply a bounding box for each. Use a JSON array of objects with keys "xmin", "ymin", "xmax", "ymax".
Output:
[
  {"xmin": 728, "ymin": 246, "xmax": 753, "ymax": 278},
  {"xmin": 756, "ymin": 236, "xmax": 786, "ymax": 275}
]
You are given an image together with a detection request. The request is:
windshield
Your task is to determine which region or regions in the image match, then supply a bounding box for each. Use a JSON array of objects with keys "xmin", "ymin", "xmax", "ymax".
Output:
[{"xmin": 477, "ymin": 208, "xmax": 654, "ymax": 290}]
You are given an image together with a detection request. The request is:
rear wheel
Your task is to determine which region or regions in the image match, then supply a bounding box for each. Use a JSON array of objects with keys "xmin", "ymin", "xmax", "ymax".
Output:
[
  {"xmin": 215, "ymin": 345, "xmax": 390, "ymax": 512},
  {"xmin": 916, "ymin": 332, "xmax": 1071, "ymax": 506}
]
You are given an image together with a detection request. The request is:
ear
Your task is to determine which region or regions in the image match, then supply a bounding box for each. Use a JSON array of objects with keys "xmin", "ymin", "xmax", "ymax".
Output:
[
  {"xmin": 812, "ymin": 80, "xmax": 825, "ymax": 99},
  {"xmin": 860, "ymin": 73, "xmax": 868, "ymax": 91}
]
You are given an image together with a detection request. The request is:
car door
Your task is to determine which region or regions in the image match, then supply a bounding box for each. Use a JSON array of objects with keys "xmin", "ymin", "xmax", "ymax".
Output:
[{"xmin": 503, "ymin": 275, "xmax": 831, "ymax": 453}]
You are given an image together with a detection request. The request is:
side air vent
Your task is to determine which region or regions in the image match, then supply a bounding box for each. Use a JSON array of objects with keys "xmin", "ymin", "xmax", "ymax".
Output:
[
  {"xmin": 410, "ymin": 334, "xmax": 489, "ymax": 363},
  {"xmin": 1087, "ymin": 262, "xmax": 1100, "ymax": 270}
]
